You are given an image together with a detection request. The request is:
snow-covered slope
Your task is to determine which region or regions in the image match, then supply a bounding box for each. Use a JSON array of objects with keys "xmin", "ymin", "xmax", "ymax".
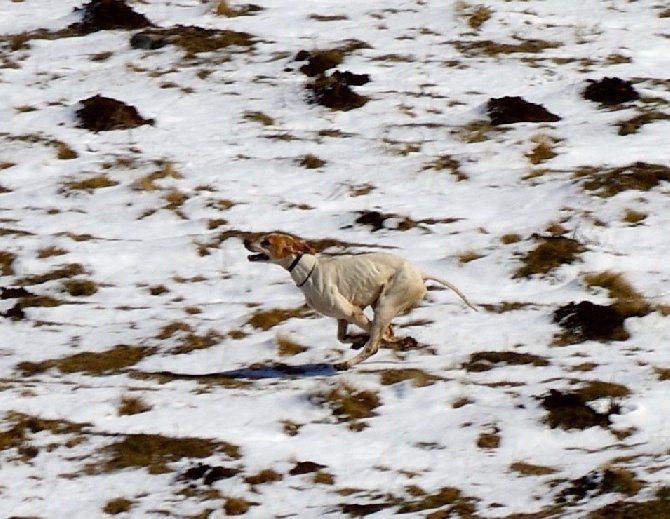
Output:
[{"xmin": 1, "ymin": 1, "xmax": 669, "ymax": 517}]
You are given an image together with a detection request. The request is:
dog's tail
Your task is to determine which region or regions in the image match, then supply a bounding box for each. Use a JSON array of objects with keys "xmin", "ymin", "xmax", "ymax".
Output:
[{"xmin": 422, "ymin": 273, "xmax": 478, "ymax": 312}]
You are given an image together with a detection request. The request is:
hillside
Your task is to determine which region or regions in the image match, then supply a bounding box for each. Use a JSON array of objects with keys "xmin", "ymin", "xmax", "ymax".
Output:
[{"xmin": 1, "ymin": 1, "xmax": 669, "ymax": 517}]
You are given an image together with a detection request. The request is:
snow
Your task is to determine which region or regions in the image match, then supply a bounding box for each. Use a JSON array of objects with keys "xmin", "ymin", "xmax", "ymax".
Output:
[{"xmin": 1, "ymin": 0, "xmax": 669, "ymax": 517}]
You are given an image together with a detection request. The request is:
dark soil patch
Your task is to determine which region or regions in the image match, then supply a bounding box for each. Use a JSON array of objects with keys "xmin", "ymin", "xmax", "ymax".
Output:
[
  {"xmin": 339, "ymin": 503, "xmax": 393, "ymax": 517},
  {"xmin": 487, "ymin": 96, "xmax": 561, "ymax": 125},
  {"xmin": 76, "ymin": 95, "xmax": 154, "ymax": 132},
  {"xmin": 180, "ymin": 463, "xmax": 239, "ymax": 485},
  {"xmin": 557, "ymin": 468, "xmax": 641, "ymax": 504},
  {"xmin": 463, "ymin": 351, "xmax": 549, "ymax": 372},
  {"xmin": 306, "ymin": 74, "xmax": 368, "ymax": 111},
  {"xmin": 1, "ymin": 287, "xmax": 32, "ymax": 299},
  {"xmin": 289, "ymin": 461, "xmax": 327, "ymax": 475},
  {"xmin": 553, "ymin": 301, "xmax": 628, "ymax": 344},
  {"xmin": 540, "ymin": 389, "xmax": 620, "ymax": 430},
  {"xmin": 332, "ymin": 70, "xmax": 371, "ymax": 86},
  {"xmin": 588, "ymin": 495, "xmax": 670, "ymax": 519},
  {"xmin": 583, "ymin": 77, "xmax": 639, "ymax": 106},
  {"xmin": 71, "ymin": 0, "xmax": 152, "ymax": 35}
]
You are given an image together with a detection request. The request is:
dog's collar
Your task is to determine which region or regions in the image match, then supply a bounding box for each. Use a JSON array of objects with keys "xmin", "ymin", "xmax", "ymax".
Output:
[
  {"xmin": 297, "ymin": 262, "xmax": 316, "ymax": 287},
  {"xmin": 288, "ymin": 254, "xmax": 316, "ymax": 287},
  {"xmin": 287, "ymin": 254, "xmax": 303, "ymax": 273}
]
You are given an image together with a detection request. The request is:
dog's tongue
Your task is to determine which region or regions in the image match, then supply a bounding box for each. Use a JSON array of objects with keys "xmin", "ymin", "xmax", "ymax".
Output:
[{"xmin": 248, "ymin": 253, "xmax": 269, "ymax": 262}]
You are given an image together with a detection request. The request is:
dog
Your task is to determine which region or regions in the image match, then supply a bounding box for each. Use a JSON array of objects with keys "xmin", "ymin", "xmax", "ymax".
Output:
[{"xmin": 244, "ymin": 233, "xmax": 477, "ymax": 370}]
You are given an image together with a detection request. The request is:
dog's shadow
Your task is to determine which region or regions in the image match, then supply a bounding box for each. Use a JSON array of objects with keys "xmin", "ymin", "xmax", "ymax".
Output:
[{"xmin": 141, "ymin": 362, "xmax": 337, "ymax": 383}]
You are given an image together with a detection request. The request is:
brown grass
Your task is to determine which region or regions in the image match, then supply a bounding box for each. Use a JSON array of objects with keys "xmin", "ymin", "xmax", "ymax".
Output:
[
  {"xmin": 584, "ymin": 271, "xmax": 651, "ymax": 317},
  {"xmin": 510, "ymin": 461, "xmax": 557, "ymax": 476},
  {"xmin": 103, "ymin": 498, "xmax": 133, "ymax": 515},
  {"xmin": 575, "ymin": 162, "xmax": 670, "ymax": 198},
  {"xmin": 118, "ymin": 395, "xmax": 152, "ymax": 416},
  {"xmin": 378, "ymin": 368, "xmax": 442, "ymax": 387},
  {"xmin": 17, "ymin": 345, "xmax": 156, "ymax": 376},
  {"xmin": 247, "ymin": 306, "xmax": 311, "ymax": 331},
  {"xmin": 65, "ymin": 175, "xmax": 118, "ymax": 192},
  {"xmin": 514, "ymin": 235, "xmax": 585, "ymax": 278},
  {"xmin": 312, "ymin": 382, "xmax": 380, "ymax": 431}
]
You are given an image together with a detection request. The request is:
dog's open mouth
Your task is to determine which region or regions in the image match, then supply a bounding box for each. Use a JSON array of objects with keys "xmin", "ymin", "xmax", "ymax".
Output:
[{"xmin": 247, "ymin": 253, "xmax": 270, "ymax": 262}]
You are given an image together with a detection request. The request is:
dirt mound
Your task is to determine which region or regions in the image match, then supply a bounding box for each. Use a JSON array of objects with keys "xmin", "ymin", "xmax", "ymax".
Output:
[
  {"xmin": 296, "ymin": 49, "xmax": 370, "ymax": 111},
  {"xmin": 540, "ymin": 389, "xmax": 619, "ymax": 430},
  {"xmin": 332, "ymin": 70, "xmax": 371, "ymax": 86},
  {"xmin": 583, "ymin": 77, "xmax": 639, "ymax": 106},
  {"xmin": 180, "ymin": 463, "xmax": 238, "ymax": 485},
  {"xmin": 306, "ymin": 74, "xmax": 368, "ymax": 111},
  {"xmin": 487, "ymin": 96, "xmax": 560, "ymax": 125},
  {"xmin": 71, "ymin": 0, "xmax": 152, "ymax": 34},
  {"xmin": 76, "ymin": 95, "xmax": 154, "ymax": 132},
  {"xmin": 553, "ymin": 301, "xmax": 628, "ymax": 343}
]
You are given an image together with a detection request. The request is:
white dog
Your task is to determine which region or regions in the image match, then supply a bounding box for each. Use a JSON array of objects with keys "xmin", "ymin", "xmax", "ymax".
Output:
[{"xmin": 244, "ymin": 233, "xmax": 477, "ymax": 370}]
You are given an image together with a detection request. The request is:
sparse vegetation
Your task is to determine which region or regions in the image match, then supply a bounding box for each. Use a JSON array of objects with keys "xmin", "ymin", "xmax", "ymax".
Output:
[
  {"xmin": 463, "ymin": 351, "xmax": 549, "ymax": 371},
  {"xmin": 575, "ymin": 162, "xmax": 670, "ymax": 198},
  {"xmin": 103, "ymin": 497, "xmax": 133, "ymax": 515},
  {"xmin": 276, "ymin": 335, "xmax": 307, "ymax": 356},
  {"xmin": 510, "ymin": 461, "xmax": 557, "ymax": 476},
  {"xmin": 298, "ymin": 153, "xmax": 326, "ymax": 169},
  {"xmin": 378, "ymin": 368, "xmax": 442, "ymax": 387},
  {"xmin": 118, "ymin": 395, "xmax": 152, "ymax": 416},
  {"xmin": 312, "ymin": 382, "xmax": 380, "ymax": 431},
  {"xmin": 0, "ymin": 250, "xmax": 16, "ymax": 276},
  {"xmin": 584, "ymin": 270, "xmax": 652, "ymax": 318},
  {"xmin": 98, "ymin": 433, "xmax": 238, "ymax": 474},
  {"xmin": 514, "ymin": 234, "xmax": 585, "ymax": 278},
  {"xmin": 17, "ymin": 345, "xmax": 156, "ymax": 376},
  {"xmin": 247, "ymin": 306, "xmax": 312, "ymax": 331}
]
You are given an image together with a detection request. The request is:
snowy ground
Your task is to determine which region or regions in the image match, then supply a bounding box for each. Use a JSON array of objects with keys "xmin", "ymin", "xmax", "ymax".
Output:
[{"xmin": 1, "ymin": 0, "xmax": 670, "ymax": 517}]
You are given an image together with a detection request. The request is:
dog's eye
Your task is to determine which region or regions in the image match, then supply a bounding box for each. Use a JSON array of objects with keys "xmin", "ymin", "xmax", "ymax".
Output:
[{"xmin": 260, "ymin": 238, "xmax": 270, "ymax": 247}]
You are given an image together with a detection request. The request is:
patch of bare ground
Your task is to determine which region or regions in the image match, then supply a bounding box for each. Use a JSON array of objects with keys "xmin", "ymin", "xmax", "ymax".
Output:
[
  {"xmin": 556, "ymin": 467, "xmax": 642, "ymax": 505},
  {"xmin": 16, "ymin": 344, "xmax": 156, "ymax": 376},
  {"xmin": 463, "ymin": 351, "xmax": 549, "ymax": 372},
  {"xmin": 246, "ymin": 305, "xmax": 313, "ymax": 331},
  {"xmin": 310, "ymin": 382, "xmax": 380, "ymax": 431},
  {"xmin": 575, "ymin": 162, "xmax": 670, "ymax": 198},
  {"xmin": 92, "ymin": 433, "xmax": 240, "ymax": 475},
  {"xmin": 553, "ymin": 271, "xmax": 651, "ymax": 346},
  {"xmin": 539, "ymin": 380, "xmax": 630, "ymax": 430},
  {"xmin": 378, "ymin": 368, "xmax": 443, "ymax": 387},
  {"xmin": 583, "ymin": 77, "xmax": 639, "ymax": 106},
  {"xmin": 514, "ymin": 232, "xmax": 585, "ymax": 278},
  {"xmin": 488, "ymin": 96, "xmax": 561, "ymax": 125},
  {"xmin": 76, "ymin": 95, "xmax": 154, "ymax": 132},
  {"xmin": 353, "ymin": 210, "xmax": 459, "ymax": 232},
  {"xmin": 454, "ymin": 38, "xmax": 560, "ymax": 58},
  {"xmin": 588, "ymin": 486, "xmax": 670, "ymax": 518}
]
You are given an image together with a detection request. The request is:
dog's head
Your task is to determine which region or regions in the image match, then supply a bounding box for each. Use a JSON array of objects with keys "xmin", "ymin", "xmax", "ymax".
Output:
[{"xmin": 244, "ymin": 233, "xmax": 315, "ymax": 268}]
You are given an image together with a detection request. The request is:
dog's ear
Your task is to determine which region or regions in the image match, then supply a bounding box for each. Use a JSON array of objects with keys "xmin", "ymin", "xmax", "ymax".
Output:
[
  {"xmin": 290, "ymin": 238, "xmax": 316, "ymax": 255},
  {"xmin": 266, "ymin": 235, "xmax": 315, "ymax": 258}
]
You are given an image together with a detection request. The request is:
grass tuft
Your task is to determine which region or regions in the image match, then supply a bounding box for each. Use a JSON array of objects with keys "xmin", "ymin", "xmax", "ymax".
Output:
[
  {"xmin": 247, "ymin": 306, "xmax": 311, "ymax": 331},
  {"xmin": 514, "ymin": 234, "xmax": 585, "ymax": 278},
  {"xmin": 103, "ymin": 497, "xmax": 133, "ymax": 515},
  {"xmin": 584, "ymin": 271, "xmax": 652, "ymax": 318},
  {"xmin": 312, "ymin": 382, "xmax": 380, "ymax": 431}
]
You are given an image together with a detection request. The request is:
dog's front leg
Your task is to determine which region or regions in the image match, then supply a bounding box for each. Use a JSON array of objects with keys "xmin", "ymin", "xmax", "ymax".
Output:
[{"xmin": 337, "ymin": 319, "xmax": 369, "ymax": 349}]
